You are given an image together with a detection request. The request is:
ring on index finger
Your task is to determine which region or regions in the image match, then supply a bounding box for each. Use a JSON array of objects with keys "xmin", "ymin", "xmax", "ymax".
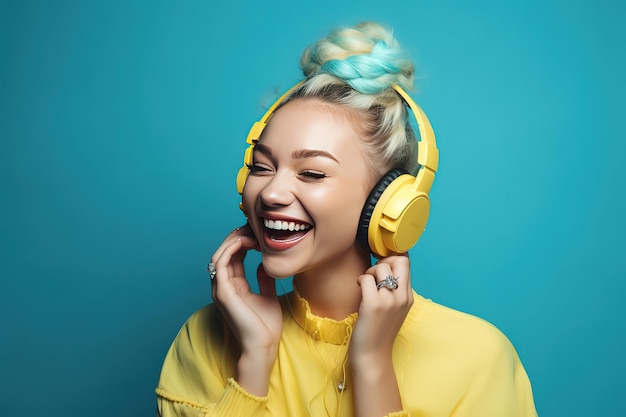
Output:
[
  {"xmin": 376, "ymin": 275, "xmax": 399, "ymax": 290},
  {"xmin": 207, "ymin": 262, "xmax": 217, "ymax": 281}
]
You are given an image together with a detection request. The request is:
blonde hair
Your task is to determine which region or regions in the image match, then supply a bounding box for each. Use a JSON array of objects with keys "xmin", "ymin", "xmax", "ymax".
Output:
[{"xmin": 282, "ymin": 22, "xmax": 419, "ymax": 177}]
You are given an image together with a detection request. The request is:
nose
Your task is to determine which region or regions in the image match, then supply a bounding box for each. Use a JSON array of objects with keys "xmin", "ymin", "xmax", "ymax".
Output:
[{"xmin": 258, "ymin": 172, "xmax": 295, "ymax": 208}]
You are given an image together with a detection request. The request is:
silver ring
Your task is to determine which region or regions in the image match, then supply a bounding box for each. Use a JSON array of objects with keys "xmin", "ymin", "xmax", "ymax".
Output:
[
  {"xmin": 376, "ymin": 275, "xmax": 399, "ymax": 290},
  {"xmin": 207, "ymin": 262, "xmax": 217, "ymax": 280}
]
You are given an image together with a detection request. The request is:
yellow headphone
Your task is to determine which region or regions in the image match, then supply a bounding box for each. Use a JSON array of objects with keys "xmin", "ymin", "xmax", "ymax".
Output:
[{"xmin": 236, "ymin": 82, "xmax": 439, "ymax": 257}]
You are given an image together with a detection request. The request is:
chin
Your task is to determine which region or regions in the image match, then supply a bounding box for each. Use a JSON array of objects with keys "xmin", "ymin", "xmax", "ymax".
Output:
[{"xmin": 260, "ymin": 254, "xmax": 302, "ymax": 279}]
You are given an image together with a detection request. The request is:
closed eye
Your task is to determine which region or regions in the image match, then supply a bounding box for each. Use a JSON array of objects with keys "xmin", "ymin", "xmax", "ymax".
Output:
[
  {"xmin": 300, "ymin": 170, "xmax": 326, "ymax": 180},
  {"xmin": 246, "ymin": 163, "xmax": 273, "ymax": 175}
]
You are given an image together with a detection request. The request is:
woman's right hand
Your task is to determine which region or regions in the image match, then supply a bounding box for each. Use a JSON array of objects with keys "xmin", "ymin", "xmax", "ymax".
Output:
[{"xmin": 210, "ymin": 224, "xmax": 282, "ymax": 396}]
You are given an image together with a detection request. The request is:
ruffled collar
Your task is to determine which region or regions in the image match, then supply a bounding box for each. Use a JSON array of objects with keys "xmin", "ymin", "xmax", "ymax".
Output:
[
  {"xmin": 284, "ymin": 287, "xmax": 425, "ymax": 346},
  {"xmin": 286, "ymin": 288, "xmax": 358, "ymax": 345}
]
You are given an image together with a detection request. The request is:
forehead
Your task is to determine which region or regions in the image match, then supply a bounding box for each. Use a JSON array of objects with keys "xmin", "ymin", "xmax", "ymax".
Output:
[{"xmin": 258, "ymin": 99, "xmax": 362, "ymax": 158}]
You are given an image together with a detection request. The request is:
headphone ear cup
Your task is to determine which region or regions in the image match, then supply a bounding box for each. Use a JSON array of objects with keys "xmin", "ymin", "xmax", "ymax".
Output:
[{"xmin": 357, "ymin": 168, "xmax": 408, "ymax": 253}]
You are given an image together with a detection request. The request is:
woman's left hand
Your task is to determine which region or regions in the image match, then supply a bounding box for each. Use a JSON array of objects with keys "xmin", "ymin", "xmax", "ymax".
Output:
[
  {"xmin": 349, "ymin": 254, "xmax": 413, "ymax": 417},
  {"xmin": 349, "ymin": 254, "xmax": 413, "ymax": 364}
]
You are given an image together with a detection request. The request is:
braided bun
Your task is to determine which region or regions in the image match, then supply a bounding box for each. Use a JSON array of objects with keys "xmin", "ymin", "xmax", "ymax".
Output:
[{"xmin": 300, "ymin": 22, "xmax": 414, "ymax": 94}]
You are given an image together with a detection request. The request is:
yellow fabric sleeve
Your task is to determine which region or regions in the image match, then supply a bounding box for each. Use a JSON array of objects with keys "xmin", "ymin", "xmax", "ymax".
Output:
[
  {"xmin": 156, "ymin": 305, "xmax": 267, "ymax": 417},
  {"xmin": 386, "ymin": 411, "xmax": 409, "ymax": 417},
  {"xmin": 156, "ymin": 378, "xmax": 267, "ymax": 417}
]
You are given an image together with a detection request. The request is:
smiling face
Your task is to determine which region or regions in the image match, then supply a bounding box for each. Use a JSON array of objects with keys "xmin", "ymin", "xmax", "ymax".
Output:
[{"xmin": 241, "ymin": 98, "xmax": 376, "ymax": 279}]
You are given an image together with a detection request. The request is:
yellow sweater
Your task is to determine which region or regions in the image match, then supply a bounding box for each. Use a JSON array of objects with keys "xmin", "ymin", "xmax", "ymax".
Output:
[{"xmin": 156, "ymin": 290, "xmax": 537, "ymax": 417}]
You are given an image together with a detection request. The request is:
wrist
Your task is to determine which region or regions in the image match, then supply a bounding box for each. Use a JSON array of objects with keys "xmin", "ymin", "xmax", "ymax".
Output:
[
  {"xmin": 350, "ymin": 353, "xmax": 402, "ymax": 417},
  {"xmin": 236, "ymin": 350, "xmax": 277, "ymax": 396},
  {"xmin": 349, "ymin": 344, "xmax": 393, "ymax": 368},
  {"xmin": 351, "ymin": 355, "xmax": 394, "ymax": 377}
]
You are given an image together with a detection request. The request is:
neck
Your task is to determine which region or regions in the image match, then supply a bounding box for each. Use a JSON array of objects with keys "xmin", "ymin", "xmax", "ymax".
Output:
[{"xmin": 293, "ymin": 246, "xmax": 371, "ymax": 320}]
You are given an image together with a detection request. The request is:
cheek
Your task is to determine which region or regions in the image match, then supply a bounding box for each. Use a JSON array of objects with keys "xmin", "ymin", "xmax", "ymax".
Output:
[{"xmin": 307, "ymin": 182, "xmax": 369, "ymax": 227}]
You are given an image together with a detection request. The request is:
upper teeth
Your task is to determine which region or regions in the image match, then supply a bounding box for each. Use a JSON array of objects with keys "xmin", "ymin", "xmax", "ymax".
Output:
[{"xmin": 264, "ymin": 219, "xmax": 311, "ymax": 232}]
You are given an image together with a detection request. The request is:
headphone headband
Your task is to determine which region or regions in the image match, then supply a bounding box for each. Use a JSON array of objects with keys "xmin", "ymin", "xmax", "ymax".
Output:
[{"xmin": 391, "ymin": 85, "xmax": 439, "ymax": 174}]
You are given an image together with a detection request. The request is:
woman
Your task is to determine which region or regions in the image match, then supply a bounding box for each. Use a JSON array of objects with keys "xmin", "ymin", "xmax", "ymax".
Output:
[{"xmin": 156, "ymin": 22, "xmax": 537, "ymax": 417}]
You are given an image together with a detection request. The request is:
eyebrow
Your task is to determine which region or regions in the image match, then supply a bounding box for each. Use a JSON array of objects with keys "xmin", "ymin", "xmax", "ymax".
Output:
[
  {"xmin": 254, "ymin": 143, "xmax": 339, "ymax": 164},
  {"xmin": 292, "ymin": 149, "xmax": 339, "ymax": 163}
]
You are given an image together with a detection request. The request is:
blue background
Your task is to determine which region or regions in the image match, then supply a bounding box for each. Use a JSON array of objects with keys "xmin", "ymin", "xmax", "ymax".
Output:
[{"xmin": 2, "ymin": 0, "xmax": 624, "ymax": 416}]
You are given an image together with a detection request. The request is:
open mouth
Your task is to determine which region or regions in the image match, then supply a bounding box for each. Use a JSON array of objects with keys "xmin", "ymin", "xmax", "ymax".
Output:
[{"xmin": 263, "ymin": 218, "xmax": 312, "ymax": 242}]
